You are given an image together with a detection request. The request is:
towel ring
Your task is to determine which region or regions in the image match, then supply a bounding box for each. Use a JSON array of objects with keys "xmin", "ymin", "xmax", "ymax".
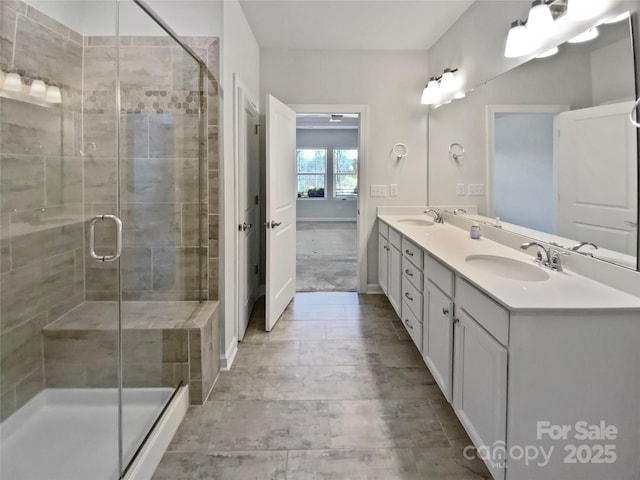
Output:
[
  {"xmin": 449, "ymin": 142, "xmax": 464, "ymax": 161},
  {"xmin": 392, "ymin": 143, "xmax": 408, "ymax": 160}
]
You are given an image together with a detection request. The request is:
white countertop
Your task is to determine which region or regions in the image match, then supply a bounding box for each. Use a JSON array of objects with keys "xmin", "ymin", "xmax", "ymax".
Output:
[{"xmin": 378, "ymin": 214, "xmax": 640, "ymax": 312}]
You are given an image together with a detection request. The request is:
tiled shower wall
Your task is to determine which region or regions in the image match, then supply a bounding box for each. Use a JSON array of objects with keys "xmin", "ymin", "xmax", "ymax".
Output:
[
  {"xmin": 82, "ymin": 35, "xmax": 220, "ymax": 302},
  {"xmin": 0, "ymin": 0, "xmax": 84, "ymax": 421},
  {"xmin": 0, "ymin": 0, "xmax": 220, "ymax": 420}
]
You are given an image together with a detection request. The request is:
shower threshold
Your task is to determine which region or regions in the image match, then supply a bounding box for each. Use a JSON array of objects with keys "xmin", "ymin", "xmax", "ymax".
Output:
[{"xmin": 0, "ymin": 387, "xmax": 187, "ymax": 480}]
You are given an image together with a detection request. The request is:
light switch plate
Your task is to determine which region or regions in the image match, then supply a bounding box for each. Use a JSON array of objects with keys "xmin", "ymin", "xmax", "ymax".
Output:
[
  {"xmin": 456, "ymin": 184, "xmax": 465, "ymax": 196},
  {"xmin": 370, "ymin": 185, "xmax": 387, "ymax": 197},
  {"xmin": 468, "ymin": 184, "xmax": 485, "ymax": 196},
  {"xmin": 389, "ymin": 184, "xmax": 398, "ymax": 196}
]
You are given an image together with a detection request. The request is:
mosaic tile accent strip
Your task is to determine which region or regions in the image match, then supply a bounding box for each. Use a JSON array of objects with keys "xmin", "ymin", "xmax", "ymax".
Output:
[{"xmin": 83, "ymin": 89, "xmax": 202, "ymax": 114}]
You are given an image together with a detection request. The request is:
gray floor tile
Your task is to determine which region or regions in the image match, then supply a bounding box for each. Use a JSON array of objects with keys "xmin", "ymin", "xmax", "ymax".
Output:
[
  {"xmin": 152, "ymin": 451, "xmax": 287, "ymax": 480},
  {"xmin": 329, "ymin": 399, "xmax": 450, "ymax": 449},
  {"xmin": 207, "ymin": 369, "xmax": 266, "ymax": 401},
  {"xmin": 325, "ymin": 318, "xmax": 397, "ymax": 340},
  {"xmin": 265, "ymin": 320, "xmax": 326, "ymax": 341},
  {"xmin": 298, "ymin": 339, "xmax": 379, "ymax": 366},
  {"xmin": 375, "ymin": 339, "xmax": 425, "ymax": 367},
  {"xmin": 286, "ymin": 448, "xmax": 422, "ymax": 480},
  {"xmin": 233, "ymin": 341, "xmax": 301, "ymax": 368},
  {"xmin": 208, "ymin": 400, "xmax": 332, "ymax": 451},
  {"xmin": 413, "ymin": 446, "xmax": 492, "ymax": 479},
  {"xmin": 168, "ymin": 401, "xmax": 225, "ymax": 452}
]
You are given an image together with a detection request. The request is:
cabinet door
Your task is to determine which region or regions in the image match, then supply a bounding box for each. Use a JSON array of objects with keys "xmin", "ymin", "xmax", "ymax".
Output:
[
  {"xmin": 378, "ymin": 234, "xmax": 389, "ymax": 295},
  {"xmin": 388, "ymin": 244, "xmax": 402, "ymax": 316},
  {"xmin": 424, "ymin": 283, "xmax": 453, "ymax": 401},
  {"xmin": 453, "ymin": 309, "xmax": 507, "ymax": 480}
]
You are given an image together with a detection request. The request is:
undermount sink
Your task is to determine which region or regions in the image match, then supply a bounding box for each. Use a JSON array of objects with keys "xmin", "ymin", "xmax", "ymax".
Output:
[
  {"xmin": 397, "ymin": 218, "xmax": 434, "ymax": 227},
  {"xmin": 465, "ymin": 254, "xmax": 550, "ymax": 282}
]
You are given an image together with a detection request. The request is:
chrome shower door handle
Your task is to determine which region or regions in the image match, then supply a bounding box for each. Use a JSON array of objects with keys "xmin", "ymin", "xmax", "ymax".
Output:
[{"xmin": 89, "ymin": 214, "xmax": 123, "ymax": 262}]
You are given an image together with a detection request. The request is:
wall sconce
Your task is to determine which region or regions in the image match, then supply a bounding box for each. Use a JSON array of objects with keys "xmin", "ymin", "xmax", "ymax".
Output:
[
  {"xmin": 3, "ymin": 69, "xmax": 23, "ymax": 92},
  {"xmin": 421, "ymin": 68, "xmax": 464, "ymax": 106}
]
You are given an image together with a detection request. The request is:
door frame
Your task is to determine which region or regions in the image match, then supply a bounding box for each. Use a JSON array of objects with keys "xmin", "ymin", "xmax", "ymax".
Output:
[
  {"xmin": 485, "ymin": 104, "xmax": 569, "ymax": 221},
  {"xmin": 233, "ymin": 73, "xmax": 260, "ymax": 341},
  {"xmin": 289, "ymin": 104, "xmax": 369, "ymax": 294}
]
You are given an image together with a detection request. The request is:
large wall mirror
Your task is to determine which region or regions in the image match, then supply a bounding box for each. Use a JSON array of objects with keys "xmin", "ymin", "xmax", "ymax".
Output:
[{"xmin": 428, "ymin": 16, "xmax": 638, "ymax": 270}]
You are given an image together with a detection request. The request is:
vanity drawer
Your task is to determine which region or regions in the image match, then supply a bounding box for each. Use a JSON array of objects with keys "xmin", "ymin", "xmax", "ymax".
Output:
[
  {"xmin": 389, "ymin": 228, "xmax": 402, "ymax": 250},
  {"xmin": 402, "ymin": 256, "xmax": 424, "ymax": 290},
  {"xmin": 378, "ymin": 220, "xmax": 389, "ymax": 239},
  {"xmin": 425, "ymin": 254, "xmax": 454, "ymax": 298},
  {"xmin": 402, "ymin": 275, "xmax": 423, "ymax": 319},
  {"xmin": 402, "ymin": 300, "xmax": 423, "ymax": 353},
  {"xmin": 402, "ymin": 237, "xmax": 423, "ymax": 269},
  {"xmin": 455, "ymin": 277, "xmax": 509, "ymax": 346}
]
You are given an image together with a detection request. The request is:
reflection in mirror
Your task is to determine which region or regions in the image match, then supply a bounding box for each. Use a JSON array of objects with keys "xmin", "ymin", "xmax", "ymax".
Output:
[{"xmin": 429, "ymin": 17, "xmax": 638, "ymax": 270}]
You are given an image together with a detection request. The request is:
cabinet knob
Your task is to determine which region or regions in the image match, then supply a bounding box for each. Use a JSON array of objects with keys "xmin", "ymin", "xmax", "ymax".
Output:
[{"xmin": 442, "ymin": 308, "xmax": 449, "ymax": 315}]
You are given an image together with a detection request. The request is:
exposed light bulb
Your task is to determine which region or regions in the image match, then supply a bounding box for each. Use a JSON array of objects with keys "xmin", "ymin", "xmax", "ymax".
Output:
[
  {"xmin": 604, "ymin": 11, "xmax": 630, "ymax": 24},
  {"xmin": 421, "ymin": 77, "xmax": 441, "ymax": 105},
  {"xmin": 527, "ymin": 0, "xmax": 554, "ymax": 40},
  {"xmin": 566, "ymin": 0, "xmax": 605, "ymax": 21},
  {"xmin": 453, "ymin": 90, "xmax": 466, "ymax": 100},
  {"xmin": 536, "ymin": 46, "xmax": 559, "ymax": 58},
  {"xmin": 3, "ymin": 71, "xmax": 23, "ymax": 92},
  {"xmin": 440, "ymin": 69, "xmax": 457, "ymax": 93},
  {"xmin": 30, "ymin": 79, "xmax": 47, "ymax": 97},
  {"xmin": 46, "ymin": 85, "xmax": 62, "ymax": 103},
  {"xmin": 504, "ymin": 20, "xmax": 536, "ymax": 58},
  {"xmin": 568, "ymin": 27, "xmax": 599, "ymax": 44}
]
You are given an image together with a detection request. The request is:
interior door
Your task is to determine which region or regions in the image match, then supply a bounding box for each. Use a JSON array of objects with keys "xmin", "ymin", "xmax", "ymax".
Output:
[
  {"xmin": 265, "ymin": 95, "xmax": 297, "ymax": 331},
  {"xmin": 555, "ymin": 102, "xmax": 637, "ymax": 254},
  {"xmin": 236, "ymin": 80, "xmax": 261, "ymax": 341}
]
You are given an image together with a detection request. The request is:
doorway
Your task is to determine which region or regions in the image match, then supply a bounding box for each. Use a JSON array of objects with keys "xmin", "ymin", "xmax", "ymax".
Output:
[{"xmin": 295, "ymin": 114, "xmax": 359, "ymax": 291}]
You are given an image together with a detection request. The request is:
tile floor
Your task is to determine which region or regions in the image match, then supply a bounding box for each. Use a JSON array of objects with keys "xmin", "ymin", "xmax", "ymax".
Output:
[{"xmin": 153, "ymin": 292, "xmax": 491, "ymax": 479}]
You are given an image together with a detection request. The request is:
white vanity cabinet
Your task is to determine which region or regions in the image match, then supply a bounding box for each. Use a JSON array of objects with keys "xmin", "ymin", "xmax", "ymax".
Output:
[{"xmin": 377, "ymin": 220, "xmax": 402, "ymax": 316}]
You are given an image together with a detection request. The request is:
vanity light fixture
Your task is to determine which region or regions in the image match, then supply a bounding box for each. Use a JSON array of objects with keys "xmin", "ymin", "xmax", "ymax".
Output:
[
  {"xmin": 3, "ymin": 69, "xmax": 23, "ymax": 92},
  {"xmin": 30, "ymin": 78, "xmax": 47, "ymax": 97},
  {"xmin": 440, "ymin": 68, "xmax": 457, "ymax": 93},
  {"xmin": 527, "ymin": 0, "xmax": 554, "ymax": 40},
  {"xmin": 536, "ymin": 46, "xmax": 559, "ymax": 58},
  {"xmin": 568, "ymin": 27, "xmax": 599, "ymax": 43},
  {"xmin": 504, "ymin": 20, "xmax": 535, "ymax": 58},
  {"xmin": 45, "ymin": 85, "xmax": 62, "ymax": 103},
  {"xmin": 453, "ymin": 90, "xmax": 466, "ymax": 100},
  {"xmin": 421, "ymin": 77, "xmax": 441, "ymax": 105}
]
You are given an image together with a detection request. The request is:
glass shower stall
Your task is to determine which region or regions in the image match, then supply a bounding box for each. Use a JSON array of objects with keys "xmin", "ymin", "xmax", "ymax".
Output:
[{"xmin": 0, "ymin": 0, "xmax": 220, "ymax": 478}]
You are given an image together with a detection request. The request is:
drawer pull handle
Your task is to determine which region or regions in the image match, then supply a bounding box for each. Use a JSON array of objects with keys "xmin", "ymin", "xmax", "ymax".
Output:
[
  {"xmin": 384, "ymin": 245, "xmax": 389, "ymax": 251},
  {"xmin": 404, "ymin": 292, "xmax": 414, "ymax": 301},
  {"xmin": 405, "ymin": 318, "xmax": 413, "ymax": 330},
  {"xmin": 405, "ymin": 249, "xmax": 414, "ymax": 256},
  {"xmin": 453, "ymin": 318, "xmax": 459, "ymax": 324},
  {"xmin": 404, "ymin": 269, "xmax": 413, "ymax": 277},
  {"xmin": 442, "ymin": 308, "xmax": 449, "ymax": 315}
]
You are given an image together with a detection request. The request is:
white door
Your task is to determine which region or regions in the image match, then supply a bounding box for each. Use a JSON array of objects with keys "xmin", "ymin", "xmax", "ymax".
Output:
[
  {"xmin": 555, "ymin": 102, "xmax": 637, "ymax": 254},
  {"xmin": 265, "ymin": 95, "xmax": 297, "ymax": 331},
  {"xmin": 236, "ymin": 81, "xmax": 261, "ymax": 341}
]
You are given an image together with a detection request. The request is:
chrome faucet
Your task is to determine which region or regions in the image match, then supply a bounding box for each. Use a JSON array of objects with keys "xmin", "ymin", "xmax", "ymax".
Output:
[
  {"xmin": 520, "ymin": 242, "xmax": 550, "ymax": 266},
  {"xmin": 424, "ymin": 208, "xmax": 444, "ymax": 223},
  {"xmin": 453, "ymin": 208, "xmax": 467, "ymax": 215},
  {"xmin": 571, "ymin": 242, "xmax": 598, "ymax": 254}
]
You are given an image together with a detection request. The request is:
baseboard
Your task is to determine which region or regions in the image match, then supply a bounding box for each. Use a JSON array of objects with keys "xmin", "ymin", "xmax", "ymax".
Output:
[
  {"xmin": 124, "ymin": 385, "xmax": 189, "ymax": 480},
  {"xmin": 367, "ymin": 284, "xmax": 383, "ymax": 294},
  {"xmin": 297, "ymin": 217, "xmax": 357, "ymax": 222},
  {"xmin": 220, "ymin": 337, "xmax": 238, "ymax": 370}
]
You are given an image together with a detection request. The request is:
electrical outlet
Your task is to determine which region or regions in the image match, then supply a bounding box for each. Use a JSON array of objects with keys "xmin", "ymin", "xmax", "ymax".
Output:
[
  {"xmin": 389, "ymin": 184, "xmax": 398, "ymax": 196},
  {"xmin": 370, "ymin": 185, "xmax": 387, "ymax": 197},
  {"xmin": 456, "ymin": 184, "xmax": 465, "ymax": 196},
  {"xmin": 468, "ymin": 184, "xmax": 485, "ymax": 196}
]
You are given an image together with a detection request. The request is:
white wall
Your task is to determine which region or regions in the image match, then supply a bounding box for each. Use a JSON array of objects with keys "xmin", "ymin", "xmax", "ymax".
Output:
[
  {"xmin": 221, "ymin": 0, "xmax": 260, "ymax": 365},
  {"xmin": 296, "ymin": 129, "xmax": 358, "ymax": 220},
  {"xmin": 494, "ymin": 113, "xmax": 555, "ymax": 233},
  {"xmin": 591, "ymin": 38, "xmax": 635, "ymax": 105},
  {"xmin": 261, "ymin": 49, "xmax": 429, "ymax": 286}
]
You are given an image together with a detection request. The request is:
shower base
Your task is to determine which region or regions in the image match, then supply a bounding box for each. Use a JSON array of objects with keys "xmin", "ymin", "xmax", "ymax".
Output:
[{"xmin": 0, "ymin": 386, "xmax": 187, "ymax": 480}]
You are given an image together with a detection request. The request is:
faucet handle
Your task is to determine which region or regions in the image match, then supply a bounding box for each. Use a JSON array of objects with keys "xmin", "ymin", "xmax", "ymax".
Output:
[{"xmin": 550, "ymin": 249, "xmax": 570, "ymax": 271}]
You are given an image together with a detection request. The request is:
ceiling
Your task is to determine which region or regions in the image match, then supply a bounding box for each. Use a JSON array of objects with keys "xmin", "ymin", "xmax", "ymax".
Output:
[{"xmin": 238, "ymin": 0, "xmax": 475, "ymax": 51}]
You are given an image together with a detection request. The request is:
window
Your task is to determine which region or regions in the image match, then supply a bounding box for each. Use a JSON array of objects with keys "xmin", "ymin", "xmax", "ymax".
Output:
[
  {"xmin": 334, "ymin": 149, "xmax": 358, "ymax": 197},
  {"xmin": 297, "ymin": 149, "xmax": 327, "ymax": 198}
]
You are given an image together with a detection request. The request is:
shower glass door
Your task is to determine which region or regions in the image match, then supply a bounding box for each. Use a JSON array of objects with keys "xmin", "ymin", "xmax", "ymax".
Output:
[{"xmin": 117, "ymin": 0, "xmax": 205, "ymax": 473}]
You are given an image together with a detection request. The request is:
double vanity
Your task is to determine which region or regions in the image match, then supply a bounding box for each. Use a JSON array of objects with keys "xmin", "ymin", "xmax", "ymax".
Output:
[{"xmin": 377, "ymin": 207, "xmax": 640, "ymax": 480}]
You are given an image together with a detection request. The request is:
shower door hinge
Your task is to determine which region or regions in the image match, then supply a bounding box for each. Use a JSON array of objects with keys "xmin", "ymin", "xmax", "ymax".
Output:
[
  {"xmin": 254, "ymin": 265, "xmax": 259, "ymax": 275},
  {"xmin": 255, "ymin": 195, "xmax": 259, "ymax": 205},
  {"xmin": 255, "ymin": 124, "xmax": 261, "ymax": 135}
]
